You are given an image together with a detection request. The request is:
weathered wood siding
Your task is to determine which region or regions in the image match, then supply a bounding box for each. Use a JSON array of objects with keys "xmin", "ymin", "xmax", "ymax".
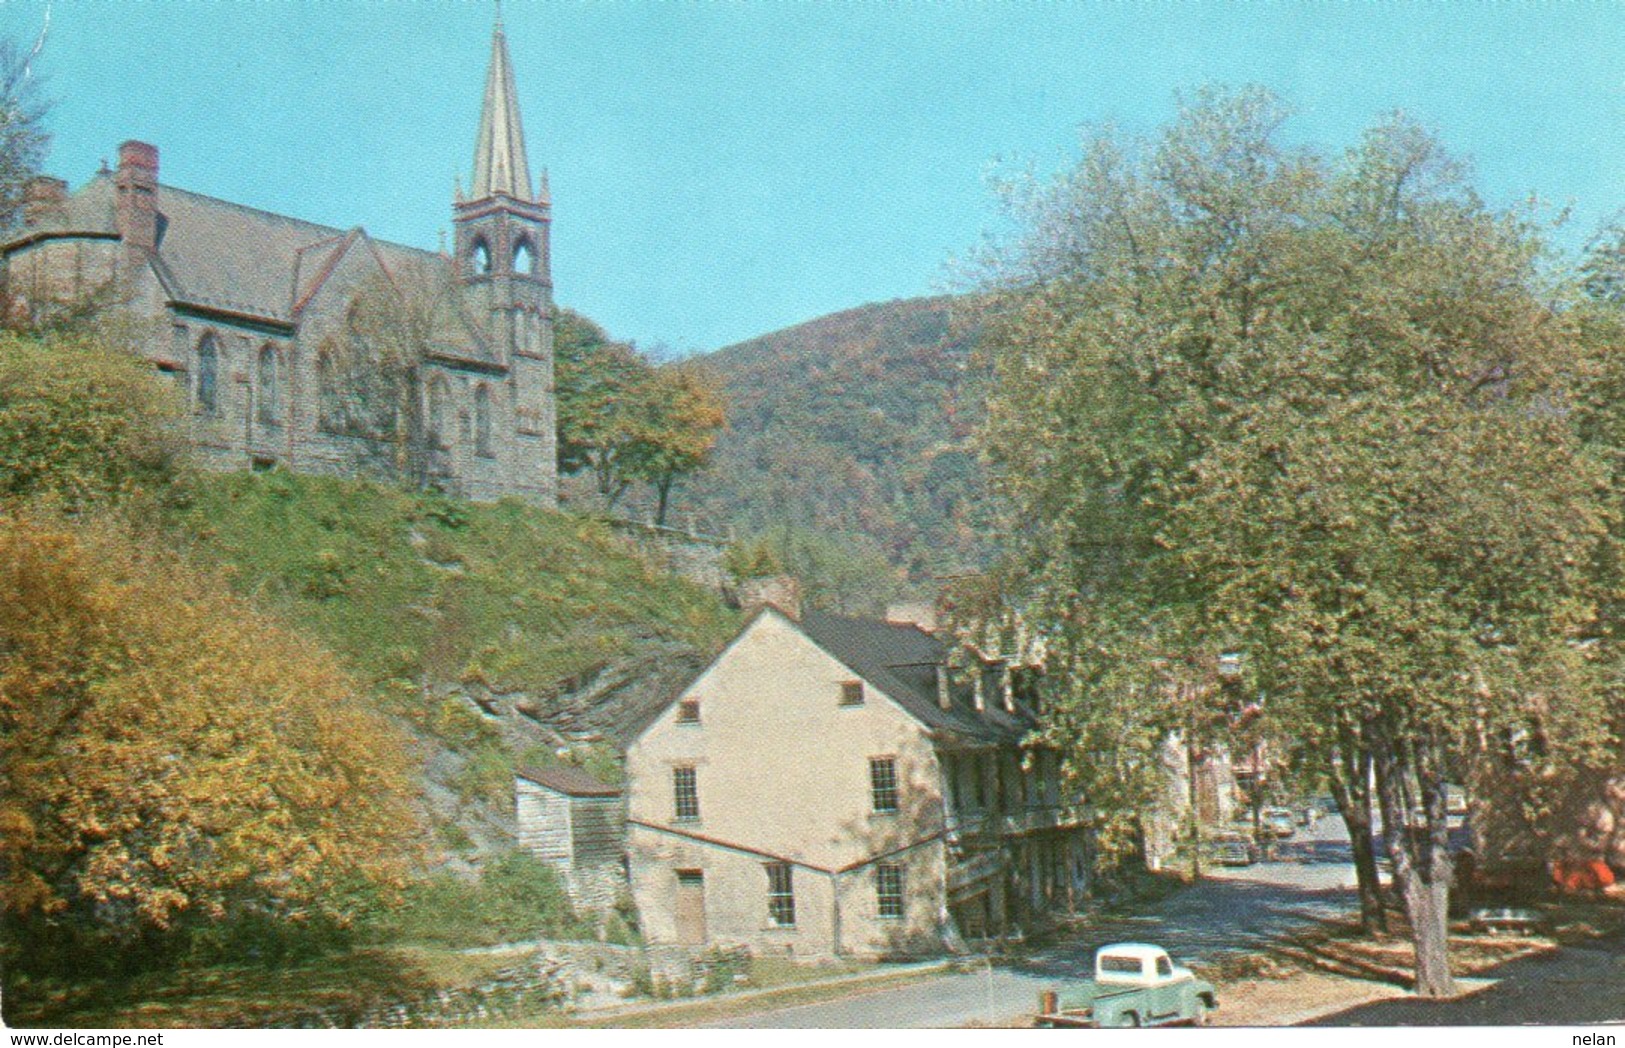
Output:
[
  {"xmin": 516, "ymin": 778, "xmax": 574, "ymax": 863},
  {"xmin": 570, "ymin": 796, "xmax": 625, "ymax": 866}
]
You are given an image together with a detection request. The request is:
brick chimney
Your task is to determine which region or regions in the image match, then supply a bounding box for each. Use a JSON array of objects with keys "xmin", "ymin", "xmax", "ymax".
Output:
[
  {"xmin": 114, "ymin": 140, "xmax": 160, "ymax": 252},
  {"xmin": 21, "ymin": 176, "xmax": 67, "ymax": 225},
  {"xmin": 738, "ymin": 575, "xmax": 801, "ymax": 621}
]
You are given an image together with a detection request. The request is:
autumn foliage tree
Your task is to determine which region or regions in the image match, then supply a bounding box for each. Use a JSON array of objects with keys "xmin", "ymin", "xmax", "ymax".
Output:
[
  {"xmin": 0, "ymin": 512, "xmax": 418, "ymax": 955},
  {"xmin": 554, "ymin": 309, "xmax": 725, "ymax": 523}
]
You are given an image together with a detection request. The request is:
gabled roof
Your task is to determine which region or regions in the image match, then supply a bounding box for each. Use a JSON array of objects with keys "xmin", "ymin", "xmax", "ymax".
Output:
[
  {"xmin": 516, "ymin": 764, "xmax": 621, "ymax": 798},
  {"xmin": 798, "ymin": 611, "xmax": 1034, "ymax": 747},
  {"xmin": 3, "ymin": 175, "xmax": 500, "ymax": 368}
]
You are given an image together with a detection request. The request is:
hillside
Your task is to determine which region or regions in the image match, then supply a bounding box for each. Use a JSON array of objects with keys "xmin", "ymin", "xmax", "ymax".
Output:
[
  {"xmin": 166, "ymin": 471, "xmax": 740, "ymax": 860},
  {"xmin": 677, "ymin": 295, "xmax": 996, "ymax": 599}
]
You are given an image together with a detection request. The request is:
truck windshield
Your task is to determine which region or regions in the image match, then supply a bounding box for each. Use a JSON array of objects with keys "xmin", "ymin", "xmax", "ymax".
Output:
[{"xmin": 1100, "ymin": 957, "xmax": 1143, "ymax": 974}]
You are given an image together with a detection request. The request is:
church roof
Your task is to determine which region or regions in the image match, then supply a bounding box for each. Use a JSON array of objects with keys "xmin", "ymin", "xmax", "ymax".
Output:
[
  {"xmin": 151, "ymin": 181, "xmax": 445, "ymax": 324},
  {"xmin": 470, "ymin": 22, "xmax": 535, "ymax": 202},
  {"xmin": 4, "ymin": 174, "xmax": 500, "ymax": 367}
]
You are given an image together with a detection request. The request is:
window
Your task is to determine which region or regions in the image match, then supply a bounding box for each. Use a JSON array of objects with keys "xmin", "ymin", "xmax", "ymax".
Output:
[
  {"xmin": 677, "ymin": 699, "xmax": 701, "ymax": 724},
  {"xmin": 196, "ymin": 332, "xmax": 219, "ymax": 416},
  {"xmin": 673, "ymin": 765, "xmax": 699, "ymax": 821},
  {"xmin": 474, "ymin": 383, "xmax": 493, "ymax": 457},
  {"xmin": 317, "ymin": 349, "xmax": 342, "ymax": 433},
  {"xmin": 766, "ymin": 862, "xmax": 795, "ymax": 927},
  {"xmin": 257, "ymin": 345, "xmax": 280, "ymax": 424},
  {"xmin": 1101, "ymin": 955, "xmax": 1144, "ymax": 975},
  {"xmin": 876, "ymin": 863, "xmax": 904, "ymax": 919},
  {"xmin": 471, "ymin": 238, "xmax": 492, "ymax": 275},
  {"xmin": 513, "ymin": 237, "xmax": 536, "ymax": 275},
  {"xmin": 839, "ymin": 681, "xmax": 864, "ymax": 707},
  {"xmin": 428, "ymin": 376, "xmax": 451, "ymax": 449},
  {"xmin": 870, "ymin": 757, "xmax": 899, "ymax": 813},
  {"xmin": 1155, "ymin": 956, "xmax": 1173, "ymax": 978}
]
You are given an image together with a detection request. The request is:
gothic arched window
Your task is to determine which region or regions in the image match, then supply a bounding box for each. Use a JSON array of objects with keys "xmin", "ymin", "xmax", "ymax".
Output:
[
  {"xmin": 257, "ymin": 344, "xmax": 280, "ymax": 424},
  {"xmin": 317, "ymin": 349, "xmax": 341, "ymax": 433},
  {"xmin": 428, "ymin": 375, "xmax": 452, "ymax": 449},
  {"xmin": 196, "ymin": 332, "xmax": 220, "ymax": 416},
  {"xmin": 474, "ymin": 383, "xmax": 493, "ymax": 457},
  {"xmin": 471, "ymin": 238, "xmax": 493, "ymax": 276},
  {"xmin": 513, "ymin": 238, "xmax": 536, "ymax": 276}
]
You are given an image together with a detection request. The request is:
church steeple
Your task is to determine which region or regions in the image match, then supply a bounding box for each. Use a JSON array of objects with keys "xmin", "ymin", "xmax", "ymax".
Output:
[{"xmin": 471, "ymin": 18, "xmax": 534, "ymax": 202}]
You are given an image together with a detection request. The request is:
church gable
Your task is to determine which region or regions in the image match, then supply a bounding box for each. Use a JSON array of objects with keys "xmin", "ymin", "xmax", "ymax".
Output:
[{"xmin": 0, "ymin": 18, "xmax": 557, "ymax": 507}]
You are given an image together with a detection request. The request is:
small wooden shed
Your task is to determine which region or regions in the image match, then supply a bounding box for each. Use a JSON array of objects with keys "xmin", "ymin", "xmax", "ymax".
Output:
[{"xmin": 515, "ymin": 764, "xmax": 626, "ymax": 912}]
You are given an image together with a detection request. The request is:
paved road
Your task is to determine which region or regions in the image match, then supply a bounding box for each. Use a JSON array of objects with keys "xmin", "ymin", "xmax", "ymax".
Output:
[{"xmin": 708, "ymin": 816, "xmax": 1361, "ymax": 1028}]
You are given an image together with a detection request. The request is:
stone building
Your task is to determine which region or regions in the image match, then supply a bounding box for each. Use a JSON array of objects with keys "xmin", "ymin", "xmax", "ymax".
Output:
[
  {"xmin": 0, "ymin": 22, "xmax": 557, "ymax": 505},
  {"xmin": 515, "ymin": 764, "xmax": 626, "ymax": 913},
  {"xmin": 624, "ymin": 604, "xmax": 1091, "ymax": 960}
]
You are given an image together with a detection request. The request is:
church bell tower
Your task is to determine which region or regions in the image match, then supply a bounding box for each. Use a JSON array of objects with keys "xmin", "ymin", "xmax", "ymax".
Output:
[{"xmin": 454, "ymin": 14, "xmax": 556, "ymax": 505}]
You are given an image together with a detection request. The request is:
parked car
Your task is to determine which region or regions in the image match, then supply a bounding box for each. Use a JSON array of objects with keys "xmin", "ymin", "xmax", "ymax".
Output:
[
  {"xmin": 1262, "ymin": 807, "xmax": 1297, "ymax": 839},
  {"xmin": 1035, "ymin": 943, "xmax": 1219, "ymax": 1028},
  {"xmin": 1207, "ymin": 831, "xmax": 1258, "ymax": 867}
]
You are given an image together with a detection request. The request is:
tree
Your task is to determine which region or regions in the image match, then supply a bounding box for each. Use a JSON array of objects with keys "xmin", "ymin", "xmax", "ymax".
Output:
[
  {"xmin": 555, "ymin": 310, "xmax": 727, "ymax": 522},
  {"xmin": 0, "ymin": 26, "xmax": 51, "ymax": 229},
  {"xmin": 977, "ymin": 88, "xmax": 1614, "ymax": 996},
  {"xmin": 625, "ymin": 362, "xmax": 726, "ymax": 527},
  {"xmin": 0, "ymin": 329, "xmax": 188, "ymax": 509},
  {"xmin": 326, "ymin": 265, "xmax": 456, "ymax": 489},
  {"xmin": 0, "ymin": 512, "xmax": 418, "ymax": 947},
  {"xmin": 554, "ymin": 309, "xmax": 654, "ymax": 509}
]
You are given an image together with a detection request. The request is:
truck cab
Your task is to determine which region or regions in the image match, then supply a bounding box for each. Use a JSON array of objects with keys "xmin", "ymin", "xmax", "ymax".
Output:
[{"xmin": 1037, "ymin": 943, "xmax": 1218, "ymax": 1028}]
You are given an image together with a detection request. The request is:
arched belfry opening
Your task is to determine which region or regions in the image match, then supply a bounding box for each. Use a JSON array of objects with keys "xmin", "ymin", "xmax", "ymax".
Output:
[{"xmin": 513, "ymin": 237, "xmax": 536, "ymax": 276}]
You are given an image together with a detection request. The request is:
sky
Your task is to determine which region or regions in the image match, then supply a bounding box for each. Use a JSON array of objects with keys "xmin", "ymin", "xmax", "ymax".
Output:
[{"xmin": 8, "ymin": 1, "xmax": 1625, "ymax": 354}]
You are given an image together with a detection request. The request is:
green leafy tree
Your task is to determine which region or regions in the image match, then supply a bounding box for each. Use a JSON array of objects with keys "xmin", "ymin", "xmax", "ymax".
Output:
[
  {"xmin": 977, "ymin": 87, "xmax": 1615, "ymax": 995},
  {"xmin": 554, "ymin": 309, "xmax": 655, "ymax": 509},
  {"xmin": 0, "ymin": 330, "xmax": 188, "ymax": 509}
]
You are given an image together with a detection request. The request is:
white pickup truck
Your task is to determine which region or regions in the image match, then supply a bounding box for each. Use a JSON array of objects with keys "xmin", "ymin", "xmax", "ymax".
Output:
[{"xmin": 1034, "ymin": 943, "xmax": 1219, "ymax": 1028}]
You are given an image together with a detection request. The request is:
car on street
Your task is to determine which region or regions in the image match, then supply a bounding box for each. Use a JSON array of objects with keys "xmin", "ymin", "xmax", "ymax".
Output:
[
  {"xmin": 1262, "ymin": 807, "xmax": 1297, "ymax": 839},
  {"xmin": 1207, "ymin": 831, "xmax": 1259, "ymax": 866},
  {"xmin": 1035, "ymin": 943, "xmax": 1219, "ymax": 1028}
]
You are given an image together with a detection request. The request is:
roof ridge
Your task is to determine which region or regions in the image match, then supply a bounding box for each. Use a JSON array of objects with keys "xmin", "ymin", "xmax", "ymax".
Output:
[{"xmin": 160, "ymin": 183, "xmax": 442, "ymax": 262}]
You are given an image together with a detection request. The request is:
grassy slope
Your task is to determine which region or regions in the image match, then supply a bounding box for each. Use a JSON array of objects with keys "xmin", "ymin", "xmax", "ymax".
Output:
[{"xmin": 170, "ymin": 470, "xmax": 738, "ymax": 698}]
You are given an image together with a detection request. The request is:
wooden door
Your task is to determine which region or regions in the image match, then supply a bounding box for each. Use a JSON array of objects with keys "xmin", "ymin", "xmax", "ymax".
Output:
[{"xmin": 675, "ymin": 869, "xmax": 706, "ymax": 945}]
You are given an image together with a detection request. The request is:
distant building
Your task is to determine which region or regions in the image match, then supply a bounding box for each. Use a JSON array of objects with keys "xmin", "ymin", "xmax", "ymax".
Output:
[
  {"xmin": 515, "ymin": 764, "xmax": 626, "ymax": 912},
  {"xmin": 624, "ymin": 605, "xmax": 1091, "ymax": 960},
  {"xmin": 0, "ymin": 21, "xmax": 557, "ymax": 505}
]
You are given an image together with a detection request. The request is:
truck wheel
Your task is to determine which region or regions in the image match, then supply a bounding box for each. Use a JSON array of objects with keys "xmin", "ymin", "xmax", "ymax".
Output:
[{"xmin": 1115, "ymin": 1012, "xmax": 1141, "ymax": 1028}]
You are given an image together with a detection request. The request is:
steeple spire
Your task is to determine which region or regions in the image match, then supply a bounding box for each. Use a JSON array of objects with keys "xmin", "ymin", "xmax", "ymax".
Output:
[{"xmin": 471, "ymin": 16, "xmax": 533, "ymax": 201}]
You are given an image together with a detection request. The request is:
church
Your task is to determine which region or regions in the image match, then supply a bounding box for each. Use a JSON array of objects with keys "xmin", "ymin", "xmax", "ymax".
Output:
[{"xmin": 0, "ymin": 22, "xmax": 557, "ymax": 506}]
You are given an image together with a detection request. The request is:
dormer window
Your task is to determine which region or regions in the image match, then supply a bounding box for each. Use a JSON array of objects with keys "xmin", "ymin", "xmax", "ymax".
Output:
[
  {"xmin": 677, "ymin": 699, "xmax": 701, "ymax": 725},
  {"xmin": 839, "ymin": 681, "xmax": 864, "ymax": 707}
]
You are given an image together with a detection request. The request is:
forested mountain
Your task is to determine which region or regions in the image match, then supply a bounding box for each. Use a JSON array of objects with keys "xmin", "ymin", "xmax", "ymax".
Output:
[{"xmin": 679, "ymin": 295, "xmax": 997, "ymax": 602}]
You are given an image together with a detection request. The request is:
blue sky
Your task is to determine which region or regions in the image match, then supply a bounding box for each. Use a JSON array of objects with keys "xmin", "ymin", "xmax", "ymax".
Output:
[{"xmin": 10, "ymin": 2, "xmax": 1625, "ymax": 353}]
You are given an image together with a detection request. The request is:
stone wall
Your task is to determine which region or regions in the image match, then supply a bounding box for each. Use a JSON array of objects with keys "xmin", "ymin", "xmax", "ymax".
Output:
[{"xmin": 605, "ymin": 519, "xmax": 728, "ymax": 592}]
